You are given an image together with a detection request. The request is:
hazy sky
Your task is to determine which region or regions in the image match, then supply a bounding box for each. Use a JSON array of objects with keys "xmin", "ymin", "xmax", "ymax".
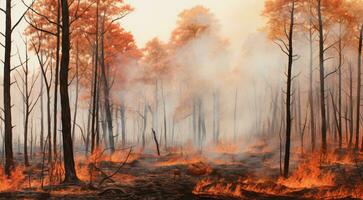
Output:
[
  {"xmin": 0, "ymin": 0, "xmax": 266, "ymax": 65},
  {"xmin": 122, "ymin": 0, "xmax": 266, "ymax": 48}
]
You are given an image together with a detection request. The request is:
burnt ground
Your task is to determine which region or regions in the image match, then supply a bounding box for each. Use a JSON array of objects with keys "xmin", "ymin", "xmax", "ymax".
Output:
[{"xmin": 0, "ymin": 147, "xmax": 362, "ymax": 200}]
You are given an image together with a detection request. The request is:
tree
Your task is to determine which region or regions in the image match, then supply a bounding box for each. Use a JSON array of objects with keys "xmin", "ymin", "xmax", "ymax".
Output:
[
  {"xmin": 1, "ymin": 0, "xmax": 32, "ymax": 176},
  {"xmin": 15, "ymin": 40, "xmax": 40, "ymax": 166},
  {"xmin": 60, "ymin": 0, "xmax": 79, "ymax": 184},
  {"xmin": 263, "ymin": 0, "xmax": 296, "ymax": 177}
]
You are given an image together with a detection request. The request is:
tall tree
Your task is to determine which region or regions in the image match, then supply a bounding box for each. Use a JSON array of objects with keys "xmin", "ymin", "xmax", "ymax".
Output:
[
  {"xmin": 60, "ymin": 0, "xmax": 79, "ymax": 183},
  {"xmin": 263, "ymin": 0, "xmax": 296, "ymax": 177},
  {"xmin": 2, "ymin": 0, "xmax": 32, "ymax": 176},
  {"xmin": 15, "ymin": 41, "xmax": 40, "ymax": 166}
]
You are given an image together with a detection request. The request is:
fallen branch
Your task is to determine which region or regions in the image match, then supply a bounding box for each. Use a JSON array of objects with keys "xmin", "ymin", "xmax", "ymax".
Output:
[
  {"xmin": 152, "ymin": 129, "xmax": 160, "ymax": 156},
  {"xmin": 91, "ymin": 163, "xmax": 116, "ymax": 183},
  {"xmin": 98, "ymin": 147, "xmax": 132, "ymax": 187}
]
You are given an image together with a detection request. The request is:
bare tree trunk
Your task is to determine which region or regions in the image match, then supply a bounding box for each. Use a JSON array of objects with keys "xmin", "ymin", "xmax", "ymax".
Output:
[
  {"xmin": 357, "ymin": 23, "xmax": 363, "ymax": 151},
  {"xmin": 86, "ymin": 47, "xmax": 95, "ymax": 156},
  {"xmin": 46, "ymin": 87, "xmax": 52, "ymax": 164},
  {"xmin": 161, "ymin": 81, "xmax": 167, "ymax": 150},
  {"xmin": 100, "ymin": 19, "xmax": 114, "ymax": 153},
  {"xmin": 30, "ymin": 120, "xmax": 33, "ymax": 160},
  {"xmin": 53, "ymin": 0, "xmax": 61, "ymax": 162},
  {"xmin": 72, "ymin": 43, "xmax": 80, "ymax": 146},
  {"xmin": 40, "ymin": 75, "xmax": 44, "ymax": 154},
  {"xmin": 338, "ymin": 24, "xmax": 343, "ymax": 149},
  {"xmin": 308, "ymin": 18, "xmax": 316, "ymax": 152},
  {"xmin": 91, "ymin": 0, "xmax": 100, "ymax": 154},
  {"xmin": 349, "ymin": 62, "xmax": 354, "ymax": 148},
  {"xmin": 142, "ymin": 100, "xmax": 147, "ymax": 149},
  {"xmin": 283, "ymin": 0, "xmax": 295, "ymax": 178},
  {"xmin": 317, "ymin": 0, "xmax": 327, "ymax": 153},
  {"xmin": 96, "ymin": 76, "xmax": 101, "ymax": 148},
  {"xmin": 120, "ymin": 101, "xmax": 126, "ymax": 147},
  {"xmin": 3, "ymin": 0, "xmax": 14, "ymax": 176},
  {"xmin": 60, "ymin": 0, "xmax": 79, "ymax": 183}
]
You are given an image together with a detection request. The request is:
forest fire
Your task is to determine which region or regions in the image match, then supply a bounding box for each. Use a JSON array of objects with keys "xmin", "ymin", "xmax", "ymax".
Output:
[
  {"xmin": 0, "ymin": 167, "xmax": 24, "ymax": 192},
  {"xmin": 1, "ymin": 0, "xmax": 363, "ymax": 199}
]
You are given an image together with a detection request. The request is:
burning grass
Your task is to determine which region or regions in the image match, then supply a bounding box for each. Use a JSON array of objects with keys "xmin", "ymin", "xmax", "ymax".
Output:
[
  {"xmin": 193, "ymin": 149, "xmax": 363, "ymax": 199},
  {"xmin": 0, "ymin": 166, "xmax": 25, "ymax": 192}
]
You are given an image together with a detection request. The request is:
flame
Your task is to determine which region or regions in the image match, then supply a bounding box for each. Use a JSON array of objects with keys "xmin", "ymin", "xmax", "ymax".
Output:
[
  {"xmin": 209, "ymin": 141, "xmax": 239, "ymax": 154},
  {"xmin": 193, "ymin": 178, "xmax": 242, "ymax": 197},
  {"xmin": 0, "ymin": 166, "xmax": 25, "ymax": 192},
  {"xmin": 156, "ymin": 153, "xmax": 207, "ymax": 166},
  {"xmin": 277, "ymin": 157, "xmax": 335, "ymax": 188}
]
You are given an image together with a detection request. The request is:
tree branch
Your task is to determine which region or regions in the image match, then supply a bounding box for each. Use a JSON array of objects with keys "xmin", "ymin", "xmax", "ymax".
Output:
[{"xmin": 11, "ymin": 0, "xmax": 35, "ymax": 33}]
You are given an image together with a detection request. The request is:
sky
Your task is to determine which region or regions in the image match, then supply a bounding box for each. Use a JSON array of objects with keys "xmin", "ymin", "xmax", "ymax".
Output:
[
  {"xmin": 0, "ymin": 0, "xmax": 266, "ymax": 62},
  {"xmin": 122, "ymin": 0, "xmax": 266, "ymax": 49}
]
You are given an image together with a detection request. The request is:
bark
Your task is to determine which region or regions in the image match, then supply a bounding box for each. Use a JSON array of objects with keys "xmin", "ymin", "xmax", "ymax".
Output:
[
  {"xmin": 308, "ymin": 22, "xmax": 316, "ymax": 152},
  {"xmin": 60, "ymin": 0, "xmax": 79, "ymax": 183},
  {"xmin": 283, "ymin": 0, "xmax": 295, "ymax": 178},
  {"xmin": 52, "ymin": 0, "xmax": 61, "ymax": 162},
  {"xmin": 86, "ymin": 46, "xmax": 96, "ymax": 155},
  {"xmin": 40, "ymin": 75, "xmax": 44, "ymax": 154},
  {"xmin": 338, "ymin": 24, "xmax": 343, "ymax": 149},
  {"xmin": 100, "ymin": 19, "xmax": 114, "ymax": 153},
  {"xmin": 349, "ymin": 63, "xmax": 354, "ymax": 148},
  {"xmin": 357, "ymin": 23, "xmax": 363, "ymax": 151},
  {"xmin": 72, "ymin": 43, "xmax": 80, "ymax": 146},
  {"xmin": 4, "ymin": 0, "xmax": 14, "ymax": 176},
  {"xmin": 46, "ymin": 82, "xmax": 52, "ymax": 164},
  {"xmin": 91, "ymin": 0, "xmax": 100, "ymax": 154},
  {"xmin": 317, "ymin": 0, "xmax": 327, "ymax": 153}
]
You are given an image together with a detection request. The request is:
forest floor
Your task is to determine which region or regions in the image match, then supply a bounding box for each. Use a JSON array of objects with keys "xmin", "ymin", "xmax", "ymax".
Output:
[{"xmin": 1, "ymin": 142, "xmax": 363, "ymax": 199}]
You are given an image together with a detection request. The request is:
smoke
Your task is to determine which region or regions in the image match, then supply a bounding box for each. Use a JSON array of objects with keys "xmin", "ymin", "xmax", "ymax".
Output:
[{"xmin": 114, "ymin": 6, "xmax": 289, "ymax": 150}]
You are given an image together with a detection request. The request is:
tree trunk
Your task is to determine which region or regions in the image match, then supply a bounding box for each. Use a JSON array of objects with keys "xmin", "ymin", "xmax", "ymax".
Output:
[
  {"xmin": 349, "ymin": 63, "xmax": 354, "ymax": 148},
  {"xmin": 53, "ymin": 0, "xmax": 61, "ymax": 162},
  {"xmin": 142, "ymin": 100, "xmax": 147, "ymax": 149},
  {"xmin": 72, "ymin": 44, "xmax": 80, "ymax": 146},
  {"xmin": 161, "ymin": 81, "xmax": 167, "ymax": 150},
  {"xmin": 338, "ymin": 24, "xmax": 343, "ymax": 149},
  {"xmin": 120, "ymin": 101, "xmax": 126, "ymax": 147},
  {"xmin": 86, "ymin": 46, "xmax": 96, "ymax": 156},
  {"xmin": 91, "ymin": 0, "xmax": 100, "ymax": 154},
  {"xmin": 308, "ymin": 18, "xmax": 316, "ymax": 152},
  {"xmin": 357, "ymin": 23, "xmax": 363, "ymax": 151},
  {"xmin": 317, "ymin": 0, "xmax": 327, "ymax": 153},
  {"xmin": 4, "ymin": 0, "xmax": 14, "ymax": 176},
  {"xmin": 46, "ymin": 88, "xmax": 52, "ymax": 164},
  {"xmin": 60, "ymin": 0, "xmax": 79, "ymax": 183},
  {"xmin": 283, "ymin": 0, "xmax": 295, "ymax": 178},
  {"xmin": 100, "ymin": 28, "xmax": 114, "ymax": 153}
]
